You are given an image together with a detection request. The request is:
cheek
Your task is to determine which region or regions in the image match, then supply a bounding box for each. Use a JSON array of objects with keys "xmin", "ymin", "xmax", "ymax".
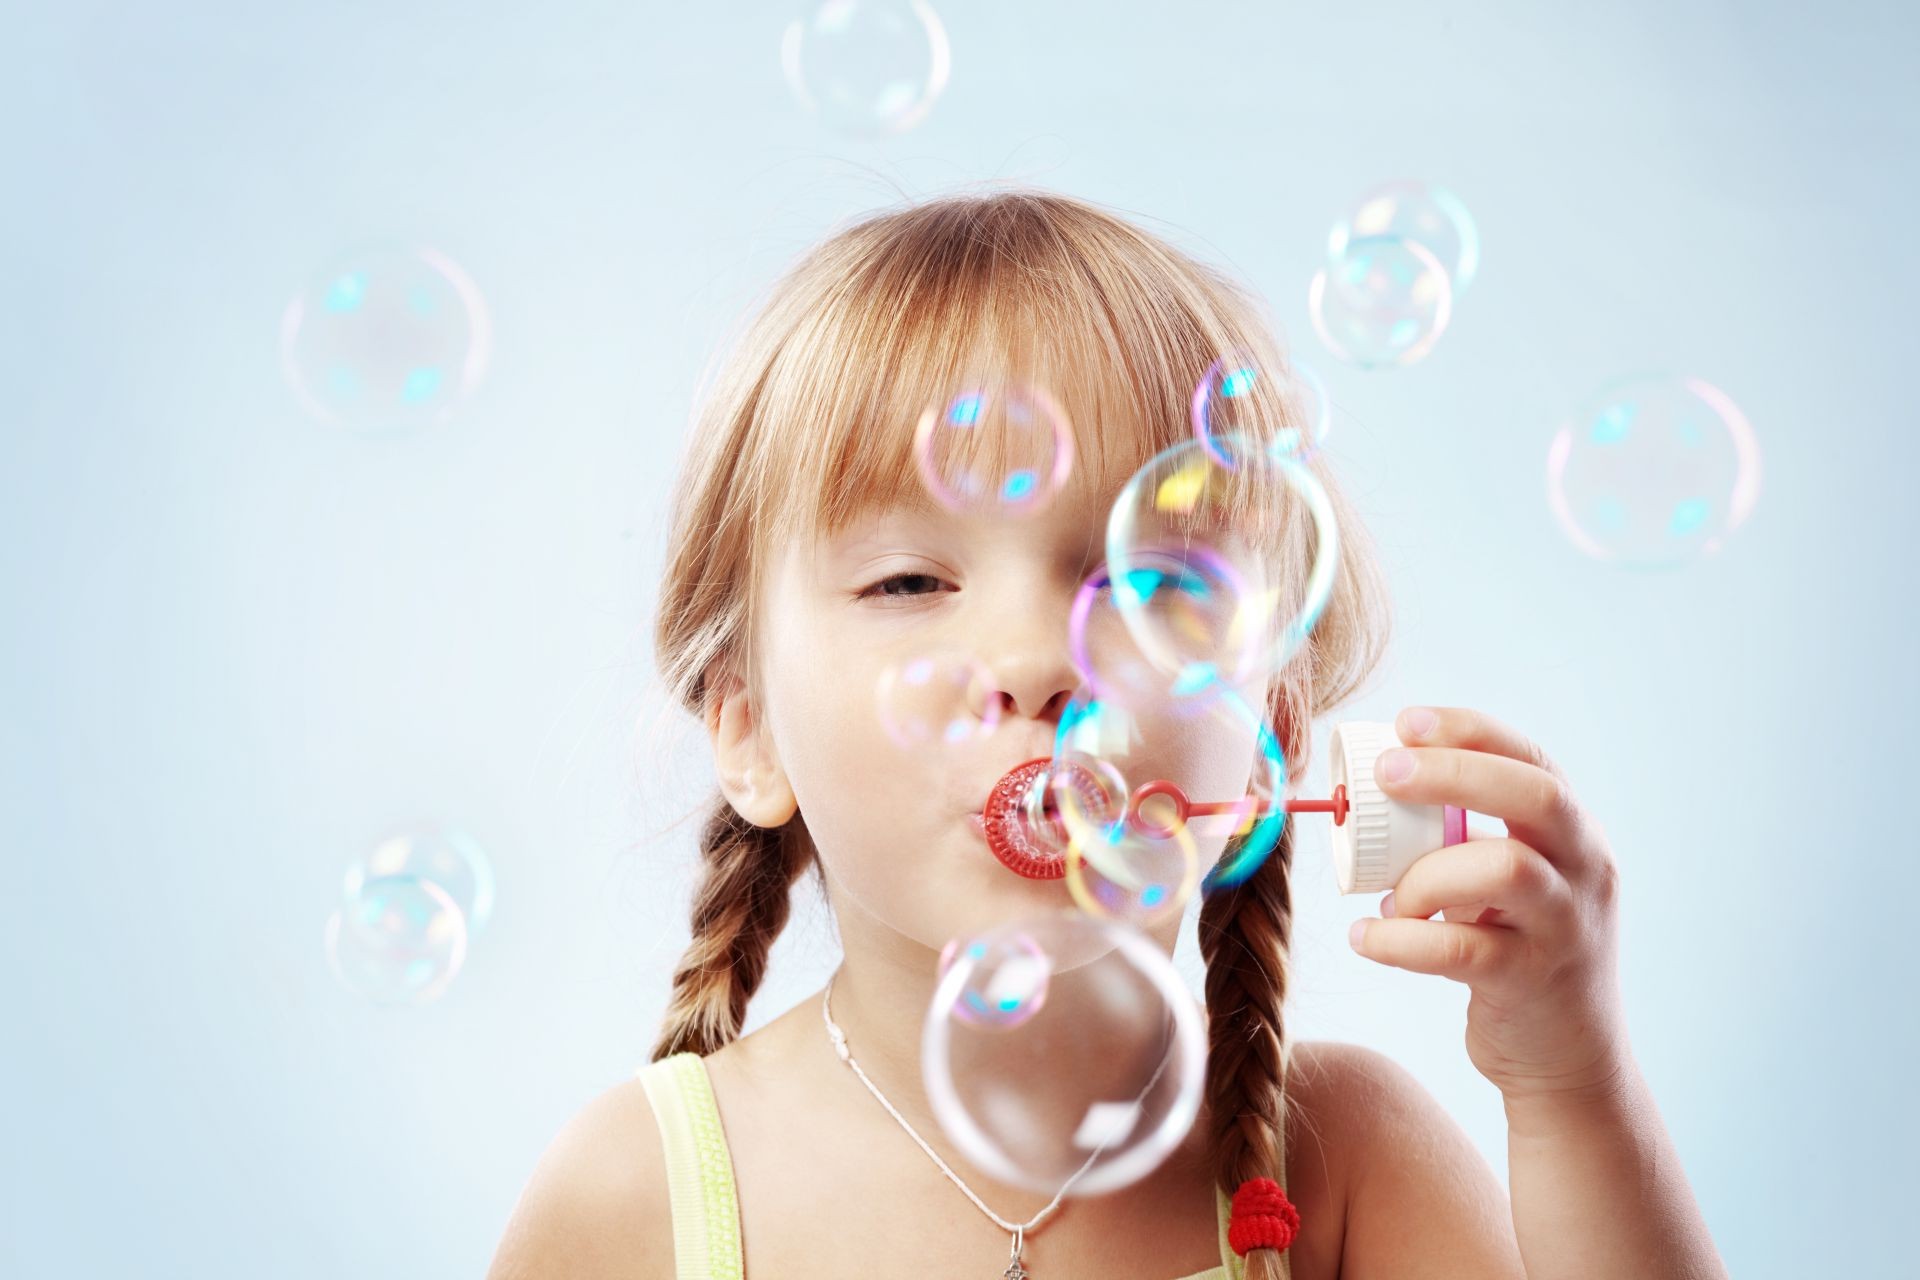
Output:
[{"xmin": 770, "ymin": 670, "xmax": 923, "ymax": 885}]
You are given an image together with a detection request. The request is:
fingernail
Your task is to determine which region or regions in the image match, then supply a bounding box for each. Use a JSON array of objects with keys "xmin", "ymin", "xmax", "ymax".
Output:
[
  {"xmin": 1381, "ymin": 890, "xmax": 1397, "ymax": 918},
  {"xmin": 1404, "ymin": 707, "xmax": 1438, "ymax": 739},
  {"xmin": 1379, "ymin": 748, "xmax": 1415, "ymax": 783},
  {"xmin": 1348, "ymin": 919, "xmax": 1367, "ymax": 951}
]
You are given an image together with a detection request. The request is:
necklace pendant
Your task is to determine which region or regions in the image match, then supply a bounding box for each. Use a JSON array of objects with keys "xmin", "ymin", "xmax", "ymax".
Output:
[{"xmin": 1002, "ymin": 1259, "xmax": 1030, "ymax": 1280}]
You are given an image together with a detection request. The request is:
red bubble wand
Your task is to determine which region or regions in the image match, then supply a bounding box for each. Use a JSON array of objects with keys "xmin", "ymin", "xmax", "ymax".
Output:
[{"xmin": 982, "ymin": 756, "xmax": 1350, "ymax": 880}]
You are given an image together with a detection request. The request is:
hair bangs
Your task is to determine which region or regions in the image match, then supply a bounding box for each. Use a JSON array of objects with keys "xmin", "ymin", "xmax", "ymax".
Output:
[{"xmin": 746, "ymin": 194, "xmax": 1314, "ymax": 559}]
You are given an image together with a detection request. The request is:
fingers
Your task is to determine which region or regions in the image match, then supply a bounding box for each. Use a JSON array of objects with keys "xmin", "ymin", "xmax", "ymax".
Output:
[
  {"xmin": 1349, "ymin": 914, "xmax": 1535, "ymax": 997},
  {"xmin": 1374, "ymin": 743, "xmax": 1588, "ymax": 870},
  {"xmin": 1397, "ymin": 705, "xmax": 1568, "ymax": 784},
  {"xmin": 1384, "ymin": 838, "xmax": 1573, "ymax": 930}
]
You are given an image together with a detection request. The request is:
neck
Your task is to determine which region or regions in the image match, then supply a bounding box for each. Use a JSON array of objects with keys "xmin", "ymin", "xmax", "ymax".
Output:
[{"xmin": 817, "ymin": 881, "xmax": 1196, "ymax": 1212}]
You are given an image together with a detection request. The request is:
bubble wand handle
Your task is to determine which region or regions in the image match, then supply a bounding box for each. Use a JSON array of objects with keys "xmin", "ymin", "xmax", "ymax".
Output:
[{"xmin": 1124, "ymin": 778, "xmax": 1349, "ymax": 840}]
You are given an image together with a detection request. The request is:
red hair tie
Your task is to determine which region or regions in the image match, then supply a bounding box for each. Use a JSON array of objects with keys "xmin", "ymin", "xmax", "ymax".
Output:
[{"xmin": 1227, "ymin": 1177, "xmax": 1301, "ymax": 1256}]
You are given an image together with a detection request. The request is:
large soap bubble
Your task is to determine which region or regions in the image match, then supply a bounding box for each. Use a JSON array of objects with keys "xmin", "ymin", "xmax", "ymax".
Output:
[
  {"xmin": 1105, "ymin": 436, "xmax": 1339, "ymax": 691},
  {"xmin": 1308, "ymin": 233, "xmax": 1453, "ymax": 369},
  {"xmin": 324, "ymin": 874, "xmax": 468, "ymax": 1006},
  {"xmin": 781, "ymin": 0, "xmax": 952, "ymax": 137},
  {"xmin": 1546, "ymin": 374, "xmax": 1762, "ymax": 569},
  {"xmin": 1329, "ymin": 179, "xmax": 1480, "ymax": 300},
  {"xmin": 923, "ymin": 911, "xmax": 1206, "ymax": 1197},
  {"xmin": 343, "ymin": 820, "xmax": 496, "ymax": 938},
  {"xmin": 281, "ymin": 245, "xmax": 491, "ymax": 433}
]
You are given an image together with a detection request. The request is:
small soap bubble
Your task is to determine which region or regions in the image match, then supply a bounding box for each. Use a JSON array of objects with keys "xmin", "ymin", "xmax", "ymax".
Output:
[
  {"xmin": 781, "ymin": 0, "xmax": 952, "ymax": 137},
  {"xmin": 1283, "ymin": 359, "xmax": 1334, "ymax": 462},
  {"xmin": 923, "ymin": 911, "xmax": 1206, "ymax": 1196},
  {"xmin": 324, "ymin": 874, "xmax": 468, "ymax": 1007},
  {"xmin": 875, "ymin": 651, "xmax": 1002, "ymax": 748},
  {"xmin": 343, "ymin": 819, "xmax": 496, "ymax": 938},
  {"xmin": 1329, "ymin": 179, "xmax": 1480, "ymax": 299},
  {"xmin": 935, "ymin": 930, "xmax": 1052, "ymax": 1030},
  {"xmin": 281, "ymin": 245, "xmax": 491, "ymax": 433},
  {"xmin": 913, "ymin": 383, "xmax": 1075, "ymax": 516},
  {"xmin": 1191, "ymin": 353, "xmax": 1329, "ymax": 467},
  {"xmin": 1546, "ymin": 374, "xmax": 1762, "ymax": 569},
  {"xmin": 1308, "ymin": 233, "xmax": 1453, "ymax": 369}
]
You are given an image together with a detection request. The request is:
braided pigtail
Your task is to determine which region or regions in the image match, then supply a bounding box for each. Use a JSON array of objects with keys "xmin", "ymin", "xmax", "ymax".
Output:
[
  {"xmin": 648, "ymin": 794, "xmax": 814, "ymax": 1061},
  {"xmin": 1198, "ymin": 674, "xmax": 1314, "ymax": 1278}
]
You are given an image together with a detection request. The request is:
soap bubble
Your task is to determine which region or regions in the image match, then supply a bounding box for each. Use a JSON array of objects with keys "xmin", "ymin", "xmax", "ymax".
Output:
[
  {"xmin": 1050, "ymin": 681, "xmax": 1286, "ymax": 899},
  {"xmin": 1308, "ymin": 233, "xmax": 1453, "ymax": 369},
  {"xmin": 1283, "ymin": 359, "xmax": 1334, "ymax": 462},
  {"xmin": 343, "ymin": 820, "xmax": 496, "ymax": 938},
  {"xmin": 781, "ymin": 0, "xmax": 952, "ymax": 137},
  {"xmin": 1106, "ymin": 436, "xmax": 1339, "ymax": 688},
  {"xmin": 923, "ymin": 910, "xmax": 1206, "ymax": 1196},
  {"xmin": 324, "ymin": 874, "xmax": 468, "ymax": 1006},
  {"xmin": 1546, "ymin": 374, "xmax": 1763, "ymax": 569},
  {"xmin": 913, "ymin": 383, "xmax": 1076, "ymax": 516},
  {"xmin": 280, "ymin": 244, "xmax": 491, "ymax": 432},
  {"xmin": 1329, "ymin": 179, "xmax": 1480, "ymax": 299},
  {"xmin": 1069, "ymin": 562, "xmax": 1232, "ymax": 715},
  {"xmin": 935, "ymin": 929, "xmax": 1052, "ymax": 1030},
  {"xmin": 875, "ymin": 651, "xmax": 1002, "ymax": 748}
]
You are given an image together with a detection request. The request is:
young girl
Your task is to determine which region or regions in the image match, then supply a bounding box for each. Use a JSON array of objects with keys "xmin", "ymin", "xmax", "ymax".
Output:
[{"xmin": 488, "ymin": 190, "xmax": 1727, "ymax": 1279}]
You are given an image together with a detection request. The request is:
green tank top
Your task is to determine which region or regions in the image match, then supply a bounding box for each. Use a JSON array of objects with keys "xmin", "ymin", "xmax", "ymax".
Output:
[{"xmin": 637, "ymin": 1051, "xmax": 1291, "ymax": 1280}]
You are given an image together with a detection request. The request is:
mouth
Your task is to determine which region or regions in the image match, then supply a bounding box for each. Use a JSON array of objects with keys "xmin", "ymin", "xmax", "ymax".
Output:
[{"xmin": 977, "ymin": 757, "xmax": 1071, "ymax": 880}]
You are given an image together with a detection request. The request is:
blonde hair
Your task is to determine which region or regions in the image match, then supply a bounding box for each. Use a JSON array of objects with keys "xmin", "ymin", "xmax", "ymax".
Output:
[{"xmin": 647, "ymin": 187, "xmax": 1392, "ymax": 1278}]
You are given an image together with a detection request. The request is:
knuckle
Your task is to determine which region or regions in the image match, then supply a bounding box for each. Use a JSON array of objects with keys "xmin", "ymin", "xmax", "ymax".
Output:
[
  {"xmin": 1540, "ymin": 772, "xmax": 1580, "ymax": 821},
  {"xmin": 1502, "ymin": 842, "xmax": 1550, "ymax": 896},
  {"xmin": 1523, "ymin": 735, "xmax": 1565, "ymax": 782},
  {"xmin": 1592, "ymin": 852, "xmax": 1623, "ymax": 906},
  {"xmin": 1442, "ymin": 930, "xmax": 1480, "ymax": 971}
]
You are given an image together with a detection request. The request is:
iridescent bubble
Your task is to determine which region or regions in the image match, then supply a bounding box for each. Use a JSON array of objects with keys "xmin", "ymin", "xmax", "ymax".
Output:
[
  {"xmin": 343, "ymin": 819, "xmax": 496, "ymax": 937},
  {"xmin": 1106, "ymin": 436, "xmax": 1339, "ymax": 688},
  {"xmin": 1546, "ymin": 374, "xmax": 1763, "ymax": 569},
  {"xmin": 281, "ymin": 245, "xmax": 491, "ymax": 432},
  {"xmin": 1307, "ymin": 233, "xmax": 1453, "ymax": 369},
  {"xmin": 324, "ymin": 874, "xmax": 468, "ymax": 1006},
  {"xmin": 1329, "ymin": 179, "xmax": 1480, "ymax": 299},
  {"xmin": 935, "ymin": 929, "xmax": 1052, "ymax": 1030},
  {"xmin": 875, "ymin": 651, "xmax": 1002, "ymax": 748},
  {"xmin": 923, "ymin": 910, "xmax": 1206, "ymax": 1196},
  {"xmin": 781, "ymin": 0, "xmax": 952, "ymax": 137},
  {"xmin": 1050, "ymin": 682, "xmax": 1287, "ymax": 899},
  {"xmin": 1283, "ymin": 359, "xmax": 1334, "ymax": 462},
  {"xmin": 913, "ymin": 383, "xmax": 1075, "ymax": 515},
  {"xmin": 1068, "ymin": 556, "xmax": 1246, "ymax": 714}
]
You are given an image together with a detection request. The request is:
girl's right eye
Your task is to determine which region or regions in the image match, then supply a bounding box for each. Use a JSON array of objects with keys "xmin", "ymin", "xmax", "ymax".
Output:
[{"xmin": 857, "ymin": 572, "xmax": 948, "ymax": 600}]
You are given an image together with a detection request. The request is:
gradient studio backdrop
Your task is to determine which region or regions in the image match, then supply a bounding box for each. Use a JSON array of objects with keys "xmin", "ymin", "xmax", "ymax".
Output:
[{"xmin": 3, "ymin": 1, "xmax": 1913, "ymax": 1276}]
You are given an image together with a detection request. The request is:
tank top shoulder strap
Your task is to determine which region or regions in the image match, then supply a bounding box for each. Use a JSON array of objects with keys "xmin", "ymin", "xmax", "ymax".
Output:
[
  {"xmin": 635, "ymin": 1052, "xmax": 745, "ymax": 1280},
  {"xmin": 1208, "ymin": 1041, "xmax": 1294, "ymax": 1280}
]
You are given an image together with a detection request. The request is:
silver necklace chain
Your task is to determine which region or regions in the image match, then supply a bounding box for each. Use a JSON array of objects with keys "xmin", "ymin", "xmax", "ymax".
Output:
[{"xmin": 820, "ymin": 970, "xmax": 1177, "ymax": 1274}]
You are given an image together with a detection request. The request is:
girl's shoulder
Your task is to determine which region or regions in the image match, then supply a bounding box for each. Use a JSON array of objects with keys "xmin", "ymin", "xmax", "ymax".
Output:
[{"xmin": 485, "ymin": 1071, "xmax": 677, "ymax": 1280}]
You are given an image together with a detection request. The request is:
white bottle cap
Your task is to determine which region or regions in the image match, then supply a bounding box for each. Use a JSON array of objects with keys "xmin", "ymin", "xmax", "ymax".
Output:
[{"xmin": 1327, "ymin": 721, "xmax": 1451, "ymax": 894}]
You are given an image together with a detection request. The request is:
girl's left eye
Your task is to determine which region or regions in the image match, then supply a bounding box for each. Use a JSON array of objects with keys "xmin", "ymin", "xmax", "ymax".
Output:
[{"xmin": 857, "ymin": 572, "xmax": 948, "ymax": 600}]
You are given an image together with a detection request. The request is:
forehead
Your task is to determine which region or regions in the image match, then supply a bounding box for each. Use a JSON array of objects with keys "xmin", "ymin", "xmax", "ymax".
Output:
[{"xmin": 821, "ymin": 470, "xmax": 1121, "ymax": 556}]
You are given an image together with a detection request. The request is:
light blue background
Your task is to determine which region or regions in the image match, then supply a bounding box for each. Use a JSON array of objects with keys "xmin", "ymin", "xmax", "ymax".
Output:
[{"xmin": 4, "ymin": 2, "xmax": 1912, "ymax": 1275}]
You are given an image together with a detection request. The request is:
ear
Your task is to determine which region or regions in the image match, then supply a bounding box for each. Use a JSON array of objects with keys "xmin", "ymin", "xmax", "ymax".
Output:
[{"xmin": 704, "ymin": 665, "xmax": 798, "ymax": 828}]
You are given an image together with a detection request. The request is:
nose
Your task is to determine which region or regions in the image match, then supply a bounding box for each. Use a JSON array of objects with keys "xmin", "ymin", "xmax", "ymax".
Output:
[{"xmin": 972, "ymin": 610, "xmax": 1081, "ymax": 726}]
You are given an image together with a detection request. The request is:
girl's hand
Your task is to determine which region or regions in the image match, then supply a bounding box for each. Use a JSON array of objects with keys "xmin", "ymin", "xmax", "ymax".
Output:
[{"xmin": 1348, "ymin": 705, "xmax": 1633, "ymax": 1104}]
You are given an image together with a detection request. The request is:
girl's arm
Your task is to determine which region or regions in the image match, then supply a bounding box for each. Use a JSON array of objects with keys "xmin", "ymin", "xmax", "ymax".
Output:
[
  {"xmin": 1347, "ymin": 705, "xmax": 1729, "ymax": 1280},
  {"xmin": 1505, "ymin": 1057, "xmax": 1728, "ymax": 1280}
]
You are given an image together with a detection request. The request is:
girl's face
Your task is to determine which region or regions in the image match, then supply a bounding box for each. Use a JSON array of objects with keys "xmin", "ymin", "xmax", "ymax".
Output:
[{"xmin": 744, "ymin": 485, "xmax": 1271, "ymax": 952}]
